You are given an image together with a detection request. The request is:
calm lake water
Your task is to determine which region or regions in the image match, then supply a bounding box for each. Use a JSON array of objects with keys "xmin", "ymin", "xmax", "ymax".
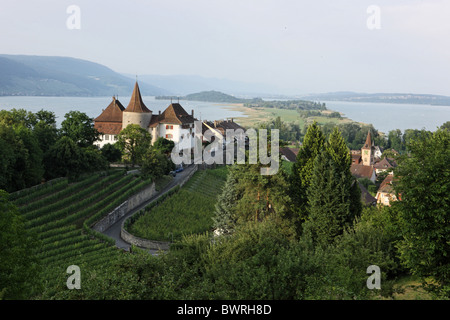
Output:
[
  {"xmin": 323, "ymin": 100, "xmax": 450, "ymax": 134},
  {"xmin": 0, "ymin": 96, "xmax": 245, "ymax": 128},
  {"xmin": 0, "ymin": 96, "xmax": 449, "ymax": 134}
]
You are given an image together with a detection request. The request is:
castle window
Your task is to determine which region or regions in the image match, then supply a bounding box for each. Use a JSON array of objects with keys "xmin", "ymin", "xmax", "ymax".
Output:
[
  {"xmin": 166, "ymin": 134, "xmax": 173, "ymax": 139},
  {"xmin": 166, "ymin": 125, "xmax": 174, "ymax": 130},
  {"xmin": 105, "ymin": 134, "xmax": 109, "ymax": 141}
]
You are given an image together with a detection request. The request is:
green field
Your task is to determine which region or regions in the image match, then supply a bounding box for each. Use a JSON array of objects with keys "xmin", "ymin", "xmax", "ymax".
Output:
[
  {"xmin": 127, "ymin": 166, "xmax": 228, "ymax": 242},
  {"xmin": 224, "ymin": 105, "xmax": 353, "ymax": 129},
  {"xmin": 12, "ymin": 170, "xmax": 153, "ymax": 295}
]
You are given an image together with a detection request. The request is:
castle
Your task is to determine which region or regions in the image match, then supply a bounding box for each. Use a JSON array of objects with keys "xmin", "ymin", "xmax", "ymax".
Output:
[{"xmin": 93, "ymin": 81, "xmax": 196, "ymax": 150}]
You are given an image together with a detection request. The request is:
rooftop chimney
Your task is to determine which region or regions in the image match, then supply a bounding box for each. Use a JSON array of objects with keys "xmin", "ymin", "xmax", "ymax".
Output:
[{"xmin": 191, "ymin": 109, "xmax": 194, "ymax": 117}]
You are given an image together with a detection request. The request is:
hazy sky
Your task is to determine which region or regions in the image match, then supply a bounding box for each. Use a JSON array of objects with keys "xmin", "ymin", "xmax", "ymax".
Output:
[{"xmin": 1, "ymin": 0, "xmax": 450, "ymax": 95}]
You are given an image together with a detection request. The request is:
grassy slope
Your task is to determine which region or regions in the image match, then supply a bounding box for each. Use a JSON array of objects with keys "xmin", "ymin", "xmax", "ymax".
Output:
[{"xmin": 129, "ymin": 167, "xmax": 228, "ymax": 242}]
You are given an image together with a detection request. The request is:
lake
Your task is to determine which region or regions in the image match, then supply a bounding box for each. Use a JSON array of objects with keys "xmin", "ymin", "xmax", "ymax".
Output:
[
  {"xmin": 323, "ymin": 100, "xmax": 450, "ymax": 134},
  {"xmin": 1, "ymin": 96, "xmax": 449, "ymax": 134},
  {"xmin": 0, "ymin": 96, "xmax": 245, "ymax": 127}
]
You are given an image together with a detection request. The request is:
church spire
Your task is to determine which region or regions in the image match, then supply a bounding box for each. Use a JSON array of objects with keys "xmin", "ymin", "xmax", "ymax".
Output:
[
  {"xmin": 362, "ymin": 130, "xmax": 374, "ymax": 166},
  {"xmin": 125, "ymin": 81, "xmax": 151, "ymax": 113},
  {"xmin": 363, "ymin": 130, "xmax": 373, "ymax": 149}
]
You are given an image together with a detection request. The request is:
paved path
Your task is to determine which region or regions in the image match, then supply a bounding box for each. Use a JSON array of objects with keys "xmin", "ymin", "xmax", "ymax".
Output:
[{"xmin": 101, "ymin": 164, "xmax": 197, "ymax": 254}]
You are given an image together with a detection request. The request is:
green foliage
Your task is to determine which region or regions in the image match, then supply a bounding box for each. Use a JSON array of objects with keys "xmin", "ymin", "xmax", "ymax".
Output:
[
  {"xmin": 304, "ymin": 150, "xmax": 352, "ymax": 246},
  {"xmin": 289, "ymin": 121, "xmax": 325, "ymax": 223},
  {"xmin": 152, "ymin": 137, "xmax": 175, "ymax": 154},
  {"xmin": 117, "ymin": 124, "xmax": 152, "ymax": 166},
  {"xmin": 394, "ymin": 128, "xmax": 450, "ymax": 297},
  {"xmin": 60, "ymin": 110, "xmax": 100, "ymax": 148},
  {"xmin": 0, "ymin": 190, "xmax": 42, "ymax": 299},
  {"xmin": 141, "ymin": 147, "xmax": 174, "ymax": 181},
  {"xmin": 100, "ymin": 143, "xmax": 122, "ymax": 163},
  {"xmin": 212, "ymin": 169, "xmax": 238, "ymax": 235},
  {"xmin": 245, "ymin": 99, "xmax": 326, "ymax": 111}
]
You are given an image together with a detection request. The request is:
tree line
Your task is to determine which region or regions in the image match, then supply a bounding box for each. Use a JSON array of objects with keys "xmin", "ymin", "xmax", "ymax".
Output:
[{"xmin": 0, "ymin": 108, "xmax": 175, "ymax": 193}]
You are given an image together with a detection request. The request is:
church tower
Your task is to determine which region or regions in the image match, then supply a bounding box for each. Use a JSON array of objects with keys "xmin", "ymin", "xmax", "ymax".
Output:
[
  {"xmin": 122, "ymin": 81, "xmax": 153, "ymax": 130},
  {"xmin": 361, "ymin": 130, "xmax": 374, "ymax": 166}
]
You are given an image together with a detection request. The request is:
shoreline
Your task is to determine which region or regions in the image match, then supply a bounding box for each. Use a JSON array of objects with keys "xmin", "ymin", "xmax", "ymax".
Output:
[{"xmin": 218, "ymin": 103, "xmax": 371, "ymax": 131}]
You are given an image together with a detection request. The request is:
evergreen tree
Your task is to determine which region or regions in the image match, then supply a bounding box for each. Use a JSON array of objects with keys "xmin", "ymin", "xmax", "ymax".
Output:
[
  {"xmin": 304, "ymin": 149, "xmax": 352, "ymax": 246},
  {"xmin": 304, "ymin": 127, "xmax": 362, "ymax": 246},
  {"xmin": 212, "ymin": 170, "xmax": 239, "ymax": 236},
  {"xmin": 326, "ymin": 127, "xmax": 362, "ymax": 221},
  {"xmin": 289, "ymin": 121, "xmax": 325, "ymax": 224}
]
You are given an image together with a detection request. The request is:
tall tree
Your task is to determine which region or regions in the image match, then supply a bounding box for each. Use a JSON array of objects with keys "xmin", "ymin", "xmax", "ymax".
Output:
[
  {"xmin": 117, "ymin": 124, "xmax": 152, "ymax": 167},
  {"xmin": 304, "ymin": 149, "xmax": 353, "ymax": 246},
  {"xmin": 33, "ymin": 109, "xmax": 58, "ymax": 153},
  {"xmin": 326, "ymin": 127, "xmax": 362, "ymax": 221},
  {"xmin": 395, "ymin": 128, "xmax": 449, "ymax": 297},
  {"xmin": 289, "ymin": 121, "xmax": 325, "ymax": 224},
  {"xmin": 44, "ymin": 136, "xmax": 84, "ymax": 179},
  {"xmin": 213, "ymin": 169, "xmax": 239, "ymax": 236},
  {"xmin": 60, "ymin": 111, "xmax": 99, "ymax": 148}
]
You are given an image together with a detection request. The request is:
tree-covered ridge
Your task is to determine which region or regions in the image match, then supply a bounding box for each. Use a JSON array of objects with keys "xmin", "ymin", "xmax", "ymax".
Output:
[
  {"xmin": 156, "ymin": 90, "xmax": 249, "ymax": 103},
  {"xmin": 156, "ymin": 90, "xmax": 327, "ymax": 111}
]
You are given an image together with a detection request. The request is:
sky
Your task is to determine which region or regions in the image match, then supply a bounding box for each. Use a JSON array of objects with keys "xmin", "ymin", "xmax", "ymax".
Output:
[{"xmin": 1, "ymin": 0, "xmax": 450, "ymax": 96}]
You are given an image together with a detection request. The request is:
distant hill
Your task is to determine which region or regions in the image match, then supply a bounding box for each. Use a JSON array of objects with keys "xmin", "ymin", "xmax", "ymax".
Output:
[
  {"xmin": 0, "ymin": 54, "xmax": 170, "ymax": 97},
  {"xmin": 156, "ymin": 90, "xmax": 262, "ymax": 103},
  {"xmin": 301, "ymin": 91, "xmax": 450, "ymax": 106}
]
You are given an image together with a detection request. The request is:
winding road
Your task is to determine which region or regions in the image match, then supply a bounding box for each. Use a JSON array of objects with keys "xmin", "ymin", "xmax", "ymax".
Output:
[{"xmin": 101, "ymin": 164, "xmax": 197, "ymax": 254}]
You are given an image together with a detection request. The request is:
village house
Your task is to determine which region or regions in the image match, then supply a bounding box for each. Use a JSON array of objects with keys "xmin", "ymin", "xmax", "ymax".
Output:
[
  {"xmin": 373, "ymin": 157, "xmax": 397, "ymax": 174},
  {"xmin": 376, "ymin": 174, "xmax": 398, "ymax": 206},
  {"xmin": 202, "ymin": 119, "xmax": 246, "ymax": 148}
]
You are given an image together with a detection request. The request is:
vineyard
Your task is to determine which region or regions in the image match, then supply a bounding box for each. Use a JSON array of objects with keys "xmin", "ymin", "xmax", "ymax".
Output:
[
  {"xmin": 126, "ymin": 166, "xmax": 228, "ymax": 242},
  {"xmin": 12, "ymin": 170, "xmax": 153, "ymax": 294}
]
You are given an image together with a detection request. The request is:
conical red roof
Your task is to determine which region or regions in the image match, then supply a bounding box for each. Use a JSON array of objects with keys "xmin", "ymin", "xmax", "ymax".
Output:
[{"xmin": 125, "ymin": 81, "xmax": 152, "ymax": 113}]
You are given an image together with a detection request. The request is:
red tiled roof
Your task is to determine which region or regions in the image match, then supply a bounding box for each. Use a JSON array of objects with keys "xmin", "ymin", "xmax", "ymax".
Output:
[
  {"xmin": 94, "ymin": 97, "xmax": 125, "ymax": 123},
  {"xmin": 378, "ymin": 174, "xmax": 394, "ymax": 193},
  {"xmin": 94, "ymin": 122, "xmax": 122, "ymax": 135},
  {"xmin": 125, "ymin": 82, "xmax": 152, "ymax": 113},
  {"xmin": 149, "ymin": 103, "xmax": 195, "ymax": 126},
  {"xmin": 350, "ymin": 164, "xmax": 375, "ymax": 179}
]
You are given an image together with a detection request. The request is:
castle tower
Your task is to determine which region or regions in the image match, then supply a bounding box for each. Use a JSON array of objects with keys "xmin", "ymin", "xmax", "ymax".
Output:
[
  {"xmin": 361, "ymin": 130, "xmax": 374, "ymax": 166},
  {"xmin": 122, "ymin": 81, "xmax": 153, "ymax": 130}
]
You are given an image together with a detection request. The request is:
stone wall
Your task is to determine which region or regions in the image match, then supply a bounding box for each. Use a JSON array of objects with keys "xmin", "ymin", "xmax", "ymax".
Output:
[
  {"xmin": 120, "ymin": 164, "xmax": 198, "ymax": 250},
  {"xmin": 120, "ymin": 228, "xmax": 171, "ymax": 251},
  {"xmin": 92, "ymin": 182, "xmax": 156, "ymax": 233}
]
